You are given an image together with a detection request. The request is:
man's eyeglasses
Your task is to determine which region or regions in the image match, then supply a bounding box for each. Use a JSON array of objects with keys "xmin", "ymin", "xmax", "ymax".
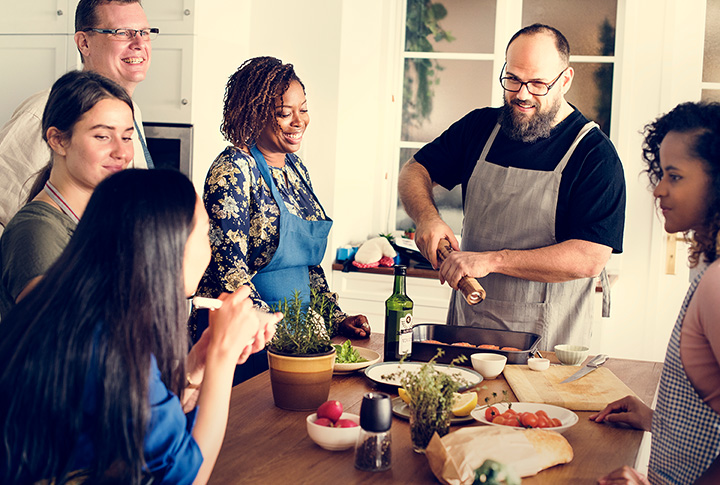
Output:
[
  {"xmin": 82, "ymin": 28, "xmax": 159, "ymax": 41},
  {"xmin": 499, "ymin": 62, "xmax": 567, "ymax": 96}
]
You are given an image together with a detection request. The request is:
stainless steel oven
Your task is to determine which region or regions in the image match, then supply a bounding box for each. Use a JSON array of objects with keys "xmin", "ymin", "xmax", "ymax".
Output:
[{"xmin": 142, "ymin": 123, "xmax": 193, "ymax": 178}]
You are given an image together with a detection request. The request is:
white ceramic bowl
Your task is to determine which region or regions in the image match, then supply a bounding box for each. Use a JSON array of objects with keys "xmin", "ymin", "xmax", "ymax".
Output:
[
  {"xmin": 527, "ymin": 357, "xmax": 550, "ymax": 371},
  {"xmin": 470, "ymin": 353, "xmax": 507, "ymax": 379},
  {"xmin": 554, "ymin": 344, "xmax": 589, "ymax": 366},
  {"xmin": 306, "ymin": 412, "xmax": 360, "ymax": 451}
]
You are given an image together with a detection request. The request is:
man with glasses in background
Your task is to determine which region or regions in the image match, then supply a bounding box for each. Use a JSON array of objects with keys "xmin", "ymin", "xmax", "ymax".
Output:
[
  {"xmin": 398, "ymin": 24, "xmax": 626, "ymax": 350},
  {"xmin": 0, "ymin": 0, "xmax": 157, "ymax": 232}
]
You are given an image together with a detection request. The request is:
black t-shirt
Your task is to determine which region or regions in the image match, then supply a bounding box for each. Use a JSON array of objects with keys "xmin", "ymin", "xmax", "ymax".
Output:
[{"xmin": 414, "ymin": 107, "xmax": 626, "ymax": 253}]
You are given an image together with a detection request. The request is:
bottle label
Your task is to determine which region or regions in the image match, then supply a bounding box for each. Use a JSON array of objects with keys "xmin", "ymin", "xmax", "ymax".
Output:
[{"xmin": 399, "ymin": 311, "xmax": 413, "ymax": 355}]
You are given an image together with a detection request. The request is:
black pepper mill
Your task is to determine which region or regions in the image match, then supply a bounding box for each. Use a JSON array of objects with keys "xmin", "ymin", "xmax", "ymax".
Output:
[{"xmin": 354, "ymin": 392, "xmax": 392, "ymax": 471}]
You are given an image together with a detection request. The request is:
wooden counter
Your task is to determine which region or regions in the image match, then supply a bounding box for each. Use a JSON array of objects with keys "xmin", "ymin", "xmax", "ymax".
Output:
[{"xmin": 209, "ymin": 335, "xmax": 661, "ymax": 484}]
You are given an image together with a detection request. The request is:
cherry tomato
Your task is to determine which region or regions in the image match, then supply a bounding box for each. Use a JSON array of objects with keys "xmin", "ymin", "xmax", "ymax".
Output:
[
  {"xmin": 521, "ymin": 412, "xmax": 538, "ymax": 428},
  {"xmin": 536, "ymin": 415, "xmax": 551, "ymax": 428},
  {"xmin": 536, "ymin": 410, "xmax": 549, "ymax": 419},
  {"xmin": 551, "ymin": 418, "xmax": 562, "ymax": 427},
  {"xmin": 501, "ymin": 411, "xmax": 520, "ymax": 426},
  {"xmin": 503, "ymin": 407, "xmax": 518, "ymax": 416},
  {"xmin": 492, "ymin": 415, "xmax": 506, "ymax": 426},
  {"xmin": 485, "ymin": 406, "xmax": 499, "ymax": 422}
]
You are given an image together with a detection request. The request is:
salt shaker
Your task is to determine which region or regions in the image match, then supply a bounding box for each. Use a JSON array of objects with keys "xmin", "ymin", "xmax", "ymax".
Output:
[{"xmin": 355, "ymin": 392, "xmax": 392, "ymax": 471}]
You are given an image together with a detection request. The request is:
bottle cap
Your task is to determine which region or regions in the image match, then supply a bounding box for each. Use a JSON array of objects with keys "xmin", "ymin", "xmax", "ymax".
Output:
[
  {"xmin": 359, "ymin": 392, "xmax": 392, "ymax": 432},
  {"xmin": 393, "ymin": 264, "xmax": 407, "ymax": 276}
]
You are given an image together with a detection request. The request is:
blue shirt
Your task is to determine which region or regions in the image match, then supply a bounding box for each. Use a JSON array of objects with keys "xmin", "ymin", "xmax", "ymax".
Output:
[{"xmin": 73, "ymin": 354, "xmax": 203, "ymax": 483}]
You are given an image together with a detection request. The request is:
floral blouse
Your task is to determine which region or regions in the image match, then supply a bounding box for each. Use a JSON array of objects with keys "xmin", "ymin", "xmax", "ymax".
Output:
[{"xmin": 189, "ymin": 146, "xmax": 345, "ymax": 339}]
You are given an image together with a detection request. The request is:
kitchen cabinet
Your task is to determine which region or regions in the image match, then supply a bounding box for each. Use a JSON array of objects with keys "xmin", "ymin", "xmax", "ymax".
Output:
[
  {"xmin": 142, "ymin": 0, "xmax": 195, "ymax": 35},
  {"xmin": 132, "ymin": 34, "xmax": 194, "ymax": 123},
  {"xmin": 332, "ymin": 269, "xmax": 452, "ymax": 333},
  {"xmin": 0, "ymin": 0, "xmax": 74, "ymax": 34}
]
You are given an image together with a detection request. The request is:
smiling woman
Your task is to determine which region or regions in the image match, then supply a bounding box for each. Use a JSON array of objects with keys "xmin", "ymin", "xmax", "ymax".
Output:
[
  {"xmin": 188, "ymin": 56, "xmax": 371, "ymax": 384},
  {"xmin": 0, "ymin": 70, "xmax": 134, "ymax": 319}
]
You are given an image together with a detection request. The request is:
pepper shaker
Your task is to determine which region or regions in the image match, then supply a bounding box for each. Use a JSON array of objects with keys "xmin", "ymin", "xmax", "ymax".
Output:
[{"xmin": 354, "ymin": 392, "xmax": 392, "ymax": 471}]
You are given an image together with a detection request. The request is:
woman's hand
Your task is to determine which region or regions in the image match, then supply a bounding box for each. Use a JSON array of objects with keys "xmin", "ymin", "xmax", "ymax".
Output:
[
  {"xmin": 597, "ymin": 465, "xmax": 650, "ymax": 484},
  {"xmin": 589, "ymin": 395, "xmax": 653, "ymax": 431},
  {"xmin": 339, "ymin": 315, "xmax": 371, "ymax": 339},
  {"xmin": 236, "ymin": 309, "xmax": 281, "ymax": 365}
]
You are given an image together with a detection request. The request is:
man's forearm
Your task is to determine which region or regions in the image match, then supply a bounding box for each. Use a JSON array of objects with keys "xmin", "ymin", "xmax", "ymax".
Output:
[{"xmin": 398, "ymin": 158, "xmax": 439, "ymax": 223}]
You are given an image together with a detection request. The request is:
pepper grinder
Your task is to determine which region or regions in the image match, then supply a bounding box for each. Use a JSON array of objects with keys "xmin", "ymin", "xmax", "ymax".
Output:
[{"xmin": 354, "ymin": 392, "xmax": 392, "ymax": 471}]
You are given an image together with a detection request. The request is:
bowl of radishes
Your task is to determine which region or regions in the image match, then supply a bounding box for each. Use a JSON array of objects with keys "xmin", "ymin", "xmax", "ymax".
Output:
[{"xmin": 306, "ymin": 400, "xmax": 360, "ymax": 451}]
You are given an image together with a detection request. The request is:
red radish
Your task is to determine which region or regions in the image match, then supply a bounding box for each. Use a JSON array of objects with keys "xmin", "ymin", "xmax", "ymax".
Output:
[
  {"xmin": 334, "ymin": 419, "xmax": 358, "ymax": 428},
  {"xmin": 317, "ymin": 400, "xmax": 343, "ymax": 423},
  {"xmin": 314, "ymin": 417, "xmax": 334, "ymax": 427}
]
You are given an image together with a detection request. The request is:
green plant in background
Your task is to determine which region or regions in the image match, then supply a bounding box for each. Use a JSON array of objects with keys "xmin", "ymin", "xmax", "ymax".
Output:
[
  {"xmin": 593, "ymin": 18, "xmax": 615, "ymax": 136},
  {"xmin": 403, "ymin": 0, "xmax": 454, "ymax": 138},
  {"xmin": 268, "ymin": 288, "xmax": 335, "ymax": 355}
]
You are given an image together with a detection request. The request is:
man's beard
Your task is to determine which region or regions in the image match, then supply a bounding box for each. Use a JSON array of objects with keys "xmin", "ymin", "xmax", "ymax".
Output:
[{"xmin": 500, "ymin": 95, "xmax": 561, "ymax": 143}]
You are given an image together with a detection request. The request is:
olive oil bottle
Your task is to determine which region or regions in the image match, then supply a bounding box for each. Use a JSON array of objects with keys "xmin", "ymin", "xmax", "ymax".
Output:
[{"xmin": 384, "ymin": 265, "xmax": 414, "ymax": 361}]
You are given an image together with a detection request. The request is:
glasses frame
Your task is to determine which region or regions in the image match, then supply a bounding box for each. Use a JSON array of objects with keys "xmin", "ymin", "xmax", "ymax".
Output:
[
  {"xmin": 82, "ymin": 28, "xmax": 160, "ymax": 41},
  {"xmin": 499, "ymin": 62, "xmax": 567, "ymax": 96}
]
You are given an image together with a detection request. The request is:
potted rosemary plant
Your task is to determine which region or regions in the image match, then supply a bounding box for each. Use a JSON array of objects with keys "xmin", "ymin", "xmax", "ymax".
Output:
[{"xmin": 266, "ymin": 288, "xmax": 337, "ymax": 411}]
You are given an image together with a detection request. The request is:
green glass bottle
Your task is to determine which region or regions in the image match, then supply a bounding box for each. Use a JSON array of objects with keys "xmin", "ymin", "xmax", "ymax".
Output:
[{"xmin": 384, "ymin": 265, "xmax": 414, "ymax": 361}]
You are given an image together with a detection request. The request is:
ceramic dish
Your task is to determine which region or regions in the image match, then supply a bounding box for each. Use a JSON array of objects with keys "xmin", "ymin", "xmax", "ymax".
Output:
[
  {"xmin": 391, "ymin": 397, "xmax": 475, "ymax": 424},
  {"xmin": 364, "ymin": 361, "xmax": 482, "ymax": 391},
  {"xmin": 470, "ymin": 402, "xmax": 578, "ymax": 434},
  {"xmin": 333, "ymin": 347, "xmax": 381, "ymax": 374}
]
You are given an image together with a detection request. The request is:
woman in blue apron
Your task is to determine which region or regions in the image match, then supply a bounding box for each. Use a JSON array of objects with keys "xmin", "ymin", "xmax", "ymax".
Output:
[
  {"xmin": 592, "ymin": 102, "xmax": 720, "ymax": 485},
  {"xmin": 189, "ymin": 57, "xmax": 370, "ymax": 384}
]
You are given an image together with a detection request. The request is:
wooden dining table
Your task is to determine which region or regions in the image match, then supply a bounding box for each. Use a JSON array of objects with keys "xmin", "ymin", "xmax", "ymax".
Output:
[{"xmin": 209, "ymin": 334, "xmax": 663, "ymax": 484}]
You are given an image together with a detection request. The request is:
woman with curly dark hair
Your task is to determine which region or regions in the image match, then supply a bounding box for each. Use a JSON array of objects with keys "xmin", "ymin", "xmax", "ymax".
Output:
[
  {"xmin": 592, "ymin": 102, "xmax": 720, "ymax": 485},
  {"xmin": 189, "ymin": 57, "xmax": 369, "ymax": 383}
]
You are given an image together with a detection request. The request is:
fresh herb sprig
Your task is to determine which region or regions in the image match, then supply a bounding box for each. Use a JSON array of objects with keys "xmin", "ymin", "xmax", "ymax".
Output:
[
  {"xmin": 476, "ymin": 389, "xmax": 512, "ymax": 411},
  {"xmin": 333, "ymin": 340, "xmax": 368, "ymax": 364}
]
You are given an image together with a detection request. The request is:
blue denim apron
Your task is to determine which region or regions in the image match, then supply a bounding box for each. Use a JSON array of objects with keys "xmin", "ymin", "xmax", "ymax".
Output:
[{"xmin": 233, "ymin": 145, "xmax": 332, "ymax": 383}]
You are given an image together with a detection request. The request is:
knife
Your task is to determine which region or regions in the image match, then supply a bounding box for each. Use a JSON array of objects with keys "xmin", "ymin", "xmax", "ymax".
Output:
[{"xmin": 560, "ymin": 354, "xmax": 609, "ymax": 383}]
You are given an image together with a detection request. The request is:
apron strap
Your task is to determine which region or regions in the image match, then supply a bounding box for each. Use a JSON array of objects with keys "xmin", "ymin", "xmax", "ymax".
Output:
[
  {"xmin": 599, "ymin": 268, "xmax": 611, "ymax": 318},
  {"xmin": 554, "ymin": 121, "xmax": 598, "ymax": 174}
]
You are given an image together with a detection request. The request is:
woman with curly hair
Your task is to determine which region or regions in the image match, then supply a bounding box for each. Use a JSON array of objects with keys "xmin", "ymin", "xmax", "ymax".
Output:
[
  {"xmin": 189, "ymin": 56, "xmax": 369, "ymax": 383},
  {"xmin": 593, "ymin": 102, "xmax": 720, "ymax": 485}
]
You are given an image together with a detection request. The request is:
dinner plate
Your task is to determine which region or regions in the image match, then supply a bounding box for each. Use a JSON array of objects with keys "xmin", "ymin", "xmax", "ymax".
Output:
[
  {"xmin": 391, "ymin": 397, "xmax": 475, "ymax": 424},
  {"xmin": 333, "ymin": 347, "xmax": 381, "ymax": 374},
  {"xmin": 363, "ymin": 361, "xmax": 483, "ymax": 391},
  {"xmin": 470, "ymin": 402, "xmax": 578, "ymax": 434}
]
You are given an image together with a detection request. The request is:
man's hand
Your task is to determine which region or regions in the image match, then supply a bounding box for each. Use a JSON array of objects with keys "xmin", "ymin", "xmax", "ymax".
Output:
[
  {"xmin": 589, "ymin": 395, "xmax": 653, "ymax": 431},
  {"xmin": 438, "ymin": 250, "xmax": 497, "ymax": 288},
  {"xmin": 415, "ymin": 218, "xmax": 459, "ymax": 269},
  {"xmin": 339, "ymin": 315, "xmax": 371, "ymax": 339}
]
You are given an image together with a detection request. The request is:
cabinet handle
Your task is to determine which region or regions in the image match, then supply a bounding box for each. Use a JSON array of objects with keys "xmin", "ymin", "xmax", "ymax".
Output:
[
  {"xmin": 184, "ymin": 9, "xmax": 191, "ymax": 16},
  {"xmin": 181, "ymin": 98, "xmax": 189, "ymax": 105},
  {"xmin": 57, "ymin": 9, "xmax": 64, "ymax": 16}
]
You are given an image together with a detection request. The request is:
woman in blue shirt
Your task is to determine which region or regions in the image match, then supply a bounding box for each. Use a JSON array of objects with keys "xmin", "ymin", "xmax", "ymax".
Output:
[{"xmin": 0, "ymin": 169, "xmax": 279, "ymax": 484}]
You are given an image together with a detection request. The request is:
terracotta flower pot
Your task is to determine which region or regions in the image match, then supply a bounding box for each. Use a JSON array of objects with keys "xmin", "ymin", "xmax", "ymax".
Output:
[{"xmin": 267, "ymin": 348, "xmax": 336, "ymax": 411}]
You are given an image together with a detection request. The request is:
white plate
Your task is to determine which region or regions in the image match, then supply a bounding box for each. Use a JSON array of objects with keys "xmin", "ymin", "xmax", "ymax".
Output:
[
  {"xmin": 363, "ymin": 361, "xmax": 482, "ymax": 391},
  {"xmin": 391, "ymin": 397, "xmax": 475, "ymax": 424},
  {"xmin": 333, "ymin": 347, "xmax": 381, "ymax": 374},
  {"xmin": 470, "ymin": 402, "xmax": 578, "ymax": 434}
]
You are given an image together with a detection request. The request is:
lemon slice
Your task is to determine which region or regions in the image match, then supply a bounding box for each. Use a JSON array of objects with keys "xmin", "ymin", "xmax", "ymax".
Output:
[
  {"xmin": 451, "ymin": 392, "xmax": 478, "ymax": 416},
  {"xmin": 398, "ymin": 387, "xmax": 412, "ymax": 405}
]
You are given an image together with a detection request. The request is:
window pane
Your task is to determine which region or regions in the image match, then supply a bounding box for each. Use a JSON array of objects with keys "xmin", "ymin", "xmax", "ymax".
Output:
[
  {"xmin": 402, "ymin": 59, "xmax": 493, "ymax": 142},
  {"xmin": 704, "ymin": 0, "xmax": 720, "ymax": 81},
  {"xmin": 405, "ymin": 0, "xmax": 496, "ymax": 54},
  {"xmin": 701, "ymin": 89, "xmax": 720, "ymax": 102},
  {"xmin": 396, "ymin": 148, "xmax": 464, "ymax": 235},
  {"xmin": 522, "ymin": 0, "xmax": 617, "ymax": 56},
  {"xmin": 565, "ymin": 62, "xmax": 613, "ymax": 136}
]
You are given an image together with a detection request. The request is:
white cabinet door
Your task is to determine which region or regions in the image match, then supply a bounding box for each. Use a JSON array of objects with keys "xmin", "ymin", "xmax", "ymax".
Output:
[
  {"xmin": 142, "ymin": 0, "xmax": 195, "ymax": 34},
  {"xmin": 0, "ymin": 0, "xmax": 71, "ymax": 34},
  {"xmin": 0, "ymin": 35, "xmax": 69, "ymax": 124},
  {"xmin": 132, "ymin": 34, "xmax": 193, "ymax": 123}
]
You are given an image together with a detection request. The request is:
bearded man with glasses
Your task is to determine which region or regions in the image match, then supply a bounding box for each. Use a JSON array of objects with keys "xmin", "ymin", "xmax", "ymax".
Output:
[
  {"xmin": 0, "ymin": 0, "xmax": 158, "ymax": 233},
  {"xmin": 398, "ymin": 24, "xmax": 626, "ymax": 351}
]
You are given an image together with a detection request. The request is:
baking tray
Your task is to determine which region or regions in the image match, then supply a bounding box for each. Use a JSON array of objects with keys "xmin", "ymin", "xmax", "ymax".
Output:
[{"xmin": 410, "ymin": 324, "xmax": 541, "ymax": 365}]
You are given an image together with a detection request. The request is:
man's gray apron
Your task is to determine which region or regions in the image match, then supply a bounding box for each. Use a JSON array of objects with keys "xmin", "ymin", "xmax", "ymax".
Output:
[{"xmin": 447, "ymin": 121, "xmax": 609, "ymax": 351}]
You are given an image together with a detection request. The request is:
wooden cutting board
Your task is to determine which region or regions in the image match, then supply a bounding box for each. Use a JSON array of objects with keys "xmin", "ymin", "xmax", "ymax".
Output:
[{"xmin": 502, "ymin": 365, "xmax": 639, "ymax": 411}]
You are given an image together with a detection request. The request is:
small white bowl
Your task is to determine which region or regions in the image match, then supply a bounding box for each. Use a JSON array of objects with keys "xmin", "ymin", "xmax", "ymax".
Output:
[
  {"xmin": 554, "ymin": 344, "xmax": 589, "ymax": 366},
  {"xmin": 470, "ymin": 353, "xmax": 507, "ymax": 379},
  {"xmin": 306, "ymin": 412, "xmax": 360, "ymax": 451},
  {"xmin": 527, "ymin": 357, "xmax": 550, "ymax": 371}
]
